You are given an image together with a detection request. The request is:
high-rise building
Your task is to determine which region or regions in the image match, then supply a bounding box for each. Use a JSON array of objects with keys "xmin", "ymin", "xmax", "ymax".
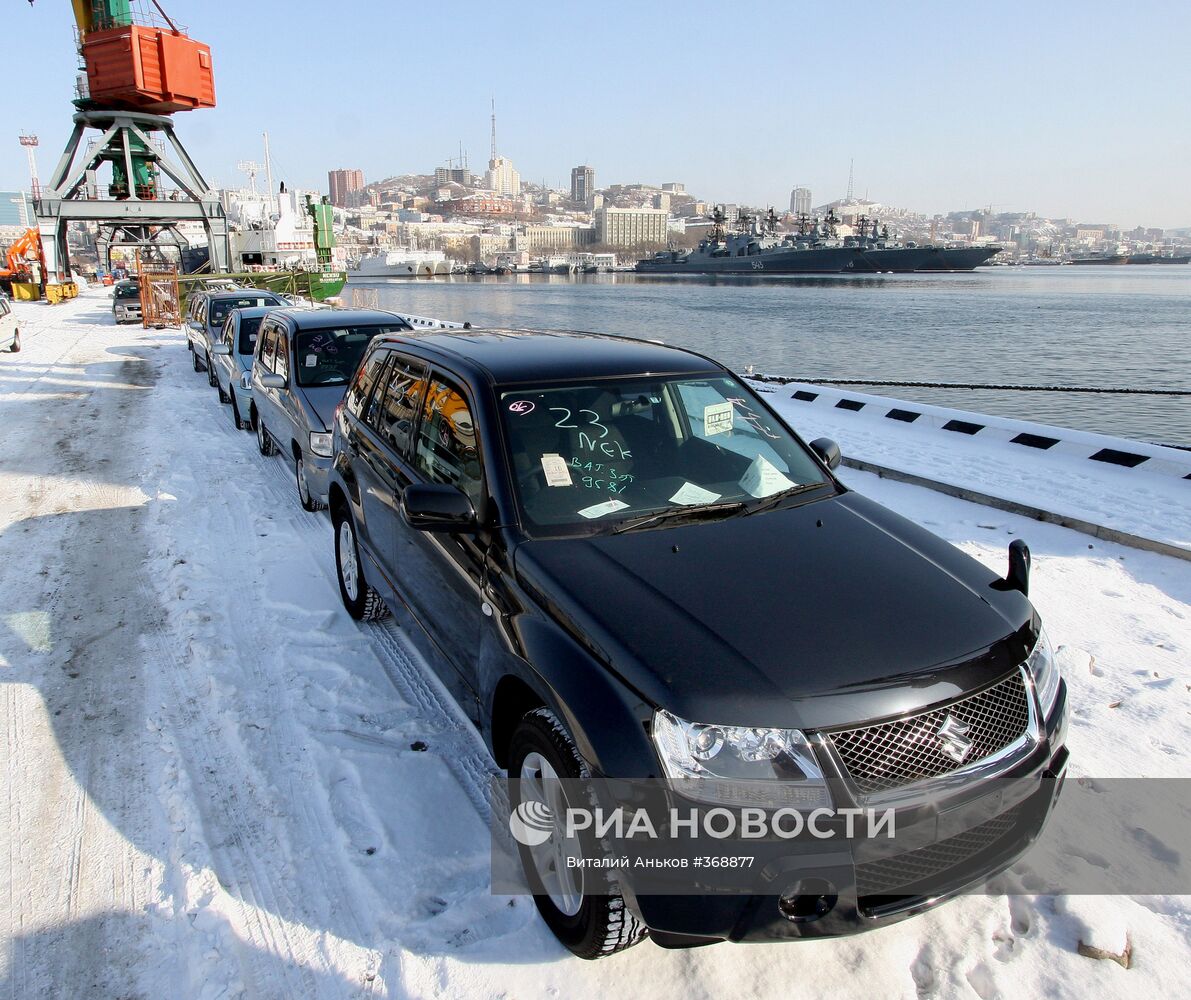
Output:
[
  {"xmin": 328, "ymin": 168, "xmax": 364, "ymax": 207},
  {"xmin": 570, "ymin": 165, "xmax": 595, "ymax": 203},
  {"xmin": 594, "ymin": 206, "xmax": 669, "ymax": 247},
  {"xmin": 486, "ymin": 157, "xmax": 521, "ymax": 197},
  {"xmin": 790, "ymin": 186, "xmax": 812, "ymax": 215}
]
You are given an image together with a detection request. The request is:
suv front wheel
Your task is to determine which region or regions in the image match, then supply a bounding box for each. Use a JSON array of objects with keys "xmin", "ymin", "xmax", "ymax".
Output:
[{"xmin": 508, "ymin": 708, "xmax": 647, "ymax": 959}]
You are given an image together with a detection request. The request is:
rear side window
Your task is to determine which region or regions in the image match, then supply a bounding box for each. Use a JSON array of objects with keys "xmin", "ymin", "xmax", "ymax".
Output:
[
  {"xmin": 373, "ymin": 354, "xmax": 428, "ymax": 457},
  {"xmin": 345, "ymin": 348, "xmax": 388, "ymax": 418},
  {"xmin": 413, "ymin": 376, "xmax": 482, "ymax": 506}
]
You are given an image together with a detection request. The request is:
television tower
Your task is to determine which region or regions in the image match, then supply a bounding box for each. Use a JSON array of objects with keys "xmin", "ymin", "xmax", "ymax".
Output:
[
  {"xmin": 490, "ymin": 97, "xmax": 497, "ymax": 163},
  {"xmin": 846, "ymin": 158, "xmax": 854, "ymax": 202}
]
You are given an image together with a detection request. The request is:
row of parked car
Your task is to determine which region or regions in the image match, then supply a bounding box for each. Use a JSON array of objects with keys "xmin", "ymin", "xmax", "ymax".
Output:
[{"xmin": 177, "ymin": 286, "xmax": 1069, "ymax": 959}]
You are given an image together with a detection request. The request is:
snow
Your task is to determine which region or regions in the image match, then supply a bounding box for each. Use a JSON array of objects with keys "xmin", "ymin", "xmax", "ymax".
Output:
[
  {"xmin": 1, "ymin": 288, "xmax": 1188, "ymax": 998},
  {"xmin": 753, "ymin": 380, "xmax": 1191, "ymax": 552}
]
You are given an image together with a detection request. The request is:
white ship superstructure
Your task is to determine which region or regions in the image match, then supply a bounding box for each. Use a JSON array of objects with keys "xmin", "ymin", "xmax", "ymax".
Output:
[{"xmin": 351, "ymin": 248, "xmax": 449, "ymax": 277}]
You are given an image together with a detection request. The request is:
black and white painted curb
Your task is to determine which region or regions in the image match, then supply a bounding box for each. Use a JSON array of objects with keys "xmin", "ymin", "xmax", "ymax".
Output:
[{"xmin": 748, "ymin": 377, "xmax": 1191, "ymax": 481}]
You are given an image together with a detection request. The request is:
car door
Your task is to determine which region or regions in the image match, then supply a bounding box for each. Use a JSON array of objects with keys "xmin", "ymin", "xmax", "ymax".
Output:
[
  {"xmin": 358, "ymin": 351, "xmax": 428, "ymax": 579},
  {"xmin": 395, "ymin": 370, "xmax": 487, "ymax": 695},
  {"xmin": 253, "ymin": 319, "xmax": 280, "ymax": 431},
  {"xmin": 187, "ymin": 295, "xmax": 206, "ymax": 351},
  {"xmin": 215, "ymin": 314, "xmax": 236, "ymax": 393},
  {"xmin": 272, "ymin": 324, "xmax": 301, "ymax": 459}
]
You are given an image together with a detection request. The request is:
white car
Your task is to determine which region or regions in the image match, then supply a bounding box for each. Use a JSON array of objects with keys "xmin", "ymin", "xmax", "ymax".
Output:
[{"xmin": 0, "ymin": 298, "xmax": 20, "ymax": 353}]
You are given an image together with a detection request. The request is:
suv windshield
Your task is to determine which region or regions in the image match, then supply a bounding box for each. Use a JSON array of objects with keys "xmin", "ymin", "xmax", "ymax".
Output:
[
  {"xmin": 294, "ymin": 324, "xmax": 408, "ymax": 387},
  {"xmin": 209, "ymin": 295, "xmax": 280, "ymax": 326},
  {"xmin": 114, "ymin": 283, "xmax": 140, "ymax": 300},
  {"xmin": 237, "ymin": 315, "xmax": 263, "ymax": 355},
  {"xmin": 500, "ymin": 374, "xmax": 833, "ymax": 535}
]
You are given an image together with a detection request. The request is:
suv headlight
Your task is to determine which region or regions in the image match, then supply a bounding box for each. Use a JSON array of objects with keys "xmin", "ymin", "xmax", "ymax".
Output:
[
  {"xmin": 309, "ymin": 431, "xmax": 333, "ymax": 458},
  {"xmin": 1027, "ymin": 627, "xmax": 1061, "ymax": 717},
  {"xmin": 652, "ymin": 710, "xmax": 831, "ymax": 808}
]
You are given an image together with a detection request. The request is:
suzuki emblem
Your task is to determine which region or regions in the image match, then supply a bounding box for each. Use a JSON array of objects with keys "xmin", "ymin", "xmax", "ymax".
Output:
[{"xmin": 936, "ymin": 714, "xmax": 973, "ymax": 763}]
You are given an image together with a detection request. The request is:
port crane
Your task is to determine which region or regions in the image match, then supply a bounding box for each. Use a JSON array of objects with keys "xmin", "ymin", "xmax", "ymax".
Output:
[{"xmin": 27, "ymin": 0, "xmax": 230, "ymax": 286}]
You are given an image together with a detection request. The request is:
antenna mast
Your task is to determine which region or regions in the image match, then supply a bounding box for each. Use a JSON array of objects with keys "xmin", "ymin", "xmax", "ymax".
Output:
[
  {"xmin": 490, "ymin": 97, "xmax": 497, "ymax": 162},
  {"xmin": 846, "ymin": 158, "xmax": 854, "ymax": 202},
  {"xmin": 263, "ymin": 131, "xmax": 275, "ymax": 211}
]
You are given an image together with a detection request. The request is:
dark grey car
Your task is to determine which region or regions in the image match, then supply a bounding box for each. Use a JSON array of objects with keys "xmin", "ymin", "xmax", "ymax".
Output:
[
  {"xmin": 186, "ymin": 289, "xmax": 286, "ymax": 385},
  {"xmin": 250, "ymin": 308, "xmax": 413, "ymax": 510}
]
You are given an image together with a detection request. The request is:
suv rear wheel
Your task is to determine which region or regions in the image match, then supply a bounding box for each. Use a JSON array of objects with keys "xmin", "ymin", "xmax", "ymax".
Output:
[
  {"xmin": 230, "ymin": 391, "xmax": 249, "ymax": 430},
  {"xmin": 333, "ymin": 506, "xmax": 388, "ymax": 620},
  {"xmin": 191, "ymin": 347, "xmax": 202, "ymax": 372},
  {"xmin": 7, "ymin": 330, "xmax": 19, "ymax": 353},
  {"xmin": 206, "ymin": 356, "xmax": 218, "ymax": 388},
  {"xmin": 508, "ymin": 708, "xmax": 647, "ymax": 959}
]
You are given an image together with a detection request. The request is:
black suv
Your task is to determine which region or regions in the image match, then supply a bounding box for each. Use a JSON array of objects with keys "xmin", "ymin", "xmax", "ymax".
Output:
[{"xmin": 327, "ymin": 329, "xmax": 1068, "ymax": 959}]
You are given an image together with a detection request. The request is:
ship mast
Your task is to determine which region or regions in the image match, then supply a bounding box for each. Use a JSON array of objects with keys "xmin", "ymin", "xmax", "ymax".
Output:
[{"xmin": 263, "ymin": 131, "xmax": 276, "ymax": 215}]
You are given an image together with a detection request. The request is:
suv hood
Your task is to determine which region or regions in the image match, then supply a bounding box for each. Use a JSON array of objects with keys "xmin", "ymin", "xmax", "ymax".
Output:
[
  {"xmin": 513, "ymin": 491, "xmax": 1035, "ymax": 731},
  {"xmin": 297, "ymin": 385, "xmax": 349, "ymax": 431}
]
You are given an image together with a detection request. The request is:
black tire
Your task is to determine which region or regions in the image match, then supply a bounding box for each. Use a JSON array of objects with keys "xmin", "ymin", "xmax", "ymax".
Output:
[
  {"xmin": 230, "ymin": 391, "xmax": 249, "ymax": 430},
  {"xmin": 191, "ymin": 346, "xmax": 202, "ymax": 372},
  {"xmin": 296, "ymin": 453, "xmax": 326, "ymax": 512},
  {"xmin": 217, "ymin": 376, "xmax": 230, "ymax": 403},
  {"xmin": 206, "ymin": 355, "xmax": 218, "ymax": 387},
  {"xmin": 332, "ymin": 504, "xmax": 388, "ymax": 620},
  {"xmin": 508, "ymin": 708, "xmax": 647, "ymax": 959},
  {"xmin": 254, "ymin": 409, "xmax": 276, "ymax": 456},
  {"xmin": 8, "ymin": 330, "xmax": 19, "ymax": 353}
]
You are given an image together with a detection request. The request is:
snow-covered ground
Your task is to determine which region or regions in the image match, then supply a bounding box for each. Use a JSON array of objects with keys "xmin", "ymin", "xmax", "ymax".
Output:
[{"xmin": 1, "ymin": 288, "xmax": 1188, "ymax": 998}]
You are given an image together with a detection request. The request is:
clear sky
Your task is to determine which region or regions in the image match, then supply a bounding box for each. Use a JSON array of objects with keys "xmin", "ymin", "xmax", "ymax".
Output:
[{"xmin": 3, "ymin": 0, "xmax": 1189, "ymax": 228}]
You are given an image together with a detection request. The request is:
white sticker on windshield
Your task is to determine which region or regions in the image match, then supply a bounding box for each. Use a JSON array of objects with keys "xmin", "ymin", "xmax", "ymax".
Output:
[
  {"xmin": 540, "ymin": 453, "xmax": 573, "ymax": 487},
  {"xmin": 577, "ymin": 498, "xmax": 630, "ymax": 519},
  {"xmin": 305, "ymin": 354, "xmax": 318, "ymax": 367},
  {"xmin": 739, "ymin": 454, "xmax": 795, "ymax": 498},
  {"xmin": 703, "ymin": 401, "xmax": 734, "ymax": 436},
  {"xmin": 669, "ymin": 482, "xmax": 721, "ymax": 506}
]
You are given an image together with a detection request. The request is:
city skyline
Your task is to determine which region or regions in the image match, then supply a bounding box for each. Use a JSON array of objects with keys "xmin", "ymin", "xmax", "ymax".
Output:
[{"xmin": 3, "ymin": 0, "xmax": 1190, "ymax": 229}]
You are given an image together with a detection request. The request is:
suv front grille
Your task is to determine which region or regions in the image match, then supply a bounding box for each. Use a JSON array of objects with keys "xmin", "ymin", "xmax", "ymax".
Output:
[
  {"xmin": 828, "ymin": 670, "xmax": 1031, "ymax": 794},
  {"xmin": 855, "ymin": 801, "xmax": 1028, "ymax": 896}
]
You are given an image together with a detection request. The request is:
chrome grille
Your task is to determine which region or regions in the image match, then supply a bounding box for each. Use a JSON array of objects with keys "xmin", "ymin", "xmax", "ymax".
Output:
[
  {"xmin": 828, "ymin": 670, "xmax": 1031, "ymax": 794},
  {"xmin": 855, "ymin": 802, "xmax": 1027, "ymax": 896}
]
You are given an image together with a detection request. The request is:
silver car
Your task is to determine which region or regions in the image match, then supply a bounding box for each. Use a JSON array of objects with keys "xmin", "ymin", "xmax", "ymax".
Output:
[
  {"xmin": 112, "ymin": 280, "xmax": 142, "ymax": 324},
  {"xmin": 186, "ymin": 289, "xmax": 285, "ymax": 386},
  {"xmin": 250, "ymin": 308, "xmax": 413, "ymax": 510},
  {"xmin": 209, "ymin": 306, "xmax": 273, "ymax": 430}
]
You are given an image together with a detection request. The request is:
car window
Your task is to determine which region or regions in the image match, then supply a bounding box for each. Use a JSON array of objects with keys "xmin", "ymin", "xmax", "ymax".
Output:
[
  {"xmin": 237, "ymin": 316, "xmax": 262, "ymax": 355},
  {"xmin": 0, "ymin": 301, "xmax": 9, "ymax": 317},
  {"xmin": 274, "ymin": 329, "xmax": 290, "ymax": 382},
  {"xmin": 115, "ymin": 283, "xmax": 140, "ymax": 300},
  {"xmin": 413, "ymin": 377, "xmax": 482, "ymax": 506},
  {"xmin": 346, "ymin": 348, "xmax": 389, "ymax": 419},
  {"xmin": 498, "ymin": 373, "xmax": 832, "ymax": 535},
  {"xmin": 373, "ymin": 354, "xmax": 428, "ymax": 457},
  {"xmin": 209, "ymin": 295, "xmax": 280, "ymax": 327},
  {"xmin": 259, "ymin": 324, "xmax": 277, "ymax": 372},
  {"xmin": 293, "ymin": 323, "xmax": 407, "ymax": 388}
]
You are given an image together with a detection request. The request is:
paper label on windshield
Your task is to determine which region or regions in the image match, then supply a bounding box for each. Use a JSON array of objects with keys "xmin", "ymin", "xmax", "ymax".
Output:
[
  {"xmin": 577, "ymin": 498, "xmax": 630, "ymax": 519},
  {"xmin": 540, "ymin": 453, "xmax": 572, "ymax": 487},
  {"xmin": 740, "ymin": 455, "xmax": 795, "ymax": 498},
  {"xmin": 305, "ymin": 354, "xmax": 318, "ymax": 367},
  {"xmin": 669, "ymin": 482, "xmax": 721, "ymax": 506},
  {"xmin": 703, "ymin": 402, "xmax": 734, "ymax": 436}
]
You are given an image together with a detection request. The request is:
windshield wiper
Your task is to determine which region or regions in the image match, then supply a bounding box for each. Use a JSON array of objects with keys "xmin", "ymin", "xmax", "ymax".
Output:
[
  {"xmin": 742, "ymin": 482, "xmax": 828, "ymax": 516},
  {"xmin": 610, "ymin": 500, "xmax": 747, "ymax": 535}
]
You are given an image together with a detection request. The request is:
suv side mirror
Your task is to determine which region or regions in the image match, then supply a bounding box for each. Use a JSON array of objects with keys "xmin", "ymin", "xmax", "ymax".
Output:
[
  {"xmin": 260, "ymin": 372, "xmax": 286, "ymax": 389},
  {"xmin": 402, "ymin": 483, "xmax": 477, "ymax": 532},
  {"xmin": 809, "ymin": 437, "xmax": 842, "ymax": 470},
  {"xmin": 211, "ymin": 343, "xmax": 231, "ymax": 356}
]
